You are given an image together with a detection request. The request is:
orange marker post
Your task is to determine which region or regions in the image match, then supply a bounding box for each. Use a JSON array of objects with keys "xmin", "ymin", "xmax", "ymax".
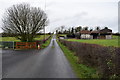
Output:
[{"xmin": 38, "ymin": 44, "xmax": 40, "ymax": 49}]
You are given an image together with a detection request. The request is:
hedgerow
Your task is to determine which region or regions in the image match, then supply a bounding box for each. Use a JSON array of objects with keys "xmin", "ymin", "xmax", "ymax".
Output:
[{"xmin": 59, "ymin": 39, "xmax": 120, "ymax": 78}]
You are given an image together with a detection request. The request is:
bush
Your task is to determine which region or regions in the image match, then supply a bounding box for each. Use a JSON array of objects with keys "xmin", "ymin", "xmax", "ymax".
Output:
[
  {"xmin": 66, "ymin": 34, "xmax": 75, "ymax": 38},
  {"xmin": 59, "ymin": 39, "xmax": 120, "ymax": 78}
]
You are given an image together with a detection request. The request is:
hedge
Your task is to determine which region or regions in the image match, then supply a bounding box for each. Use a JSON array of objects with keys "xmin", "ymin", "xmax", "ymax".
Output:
[{"xmin": 59, "ymin": 39, "xmax": 120, "ymax": 78}]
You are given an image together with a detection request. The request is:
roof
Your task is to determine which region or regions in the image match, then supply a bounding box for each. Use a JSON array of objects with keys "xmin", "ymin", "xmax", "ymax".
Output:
[
  {"xmin": 100, "ymin": 29, "xmax": 112, "ymax": 34},
  {"xmin": 79, "ymin": 28, "xmax": 112, "ymax": 34},
  {"xmin": 91, "ymin": 30, "xmax": 99, "ymax": 33},
  {"xmin": 80, "ymin": 30, "xmax": 91, "ymax": 34}
]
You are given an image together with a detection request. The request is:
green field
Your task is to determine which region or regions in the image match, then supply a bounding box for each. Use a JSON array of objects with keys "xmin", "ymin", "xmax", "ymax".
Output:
[
  {"xmin": 0, "ymin": 37, "xmax": 20, "ymax": 42},
  {"xmin": 34, "ymin": 35, "xmax": 50, "ymax": 41},
  {"xmin": 59, "ymin": 34, "xmax": 67, "ymax": 36},
  {"xmin": 67, "ymin": 36, "xmax": 119, "ymax": 47},
  {"xmin": 0, "ymin": 35, "xmax": 50, "ymax": 42}
]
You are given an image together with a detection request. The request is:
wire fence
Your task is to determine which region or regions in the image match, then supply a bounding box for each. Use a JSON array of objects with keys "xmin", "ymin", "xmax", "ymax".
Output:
[{"xmin": 0, "ymin": 41, "xmax": 14, "ymax": 49}]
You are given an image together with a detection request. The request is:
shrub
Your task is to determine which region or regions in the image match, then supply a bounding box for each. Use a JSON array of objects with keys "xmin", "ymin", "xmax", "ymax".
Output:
[{"xmin": 66, "ymin": 34, "xmax": 75, "ymax": 38}]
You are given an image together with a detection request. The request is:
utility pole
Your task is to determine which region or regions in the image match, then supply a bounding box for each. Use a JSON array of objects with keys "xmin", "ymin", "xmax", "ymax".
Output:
[
  {"xmin": 44, "ymin": 25, "xmax": 45, "ymax": 43},
  {"xmin": 44, "ymin": 0, "xmax": 46, "ymax": 43}
]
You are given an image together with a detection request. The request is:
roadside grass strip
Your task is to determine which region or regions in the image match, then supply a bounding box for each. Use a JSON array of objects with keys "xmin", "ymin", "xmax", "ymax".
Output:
[
  {"xmin": 41, "ymin": 37, "xmax": 52, "ymax": 49},
  {"xmin": 57, "ymin": 41, "xmax": 99, "ymax": 78}
]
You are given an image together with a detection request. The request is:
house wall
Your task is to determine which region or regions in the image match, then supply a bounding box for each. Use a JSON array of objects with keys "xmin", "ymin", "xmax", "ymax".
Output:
[
  {"xmin": 106, "ymin": 35, "xmax": 112, "ymax": 39},
  {"xmin": 99, "ymin": 35, "xmax": 106, "ymax": 39},
  {"xmin": 99, "ymin": 35, "xmax": 112, "ymax": 39},
  {"xmin": 90, "ymin": 35, "xmax": 93, "ymax": 39},
  {"xmin": 81, "ymin": 34, "xmax": 91, "ymax": 39}
]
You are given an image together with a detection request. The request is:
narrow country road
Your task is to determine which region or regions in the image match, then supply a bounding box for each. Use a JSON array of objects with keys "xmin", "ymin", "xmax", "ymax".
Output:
[{"xmin": 2, "ymin": 35, "xmax": 76, "ymax": 78}]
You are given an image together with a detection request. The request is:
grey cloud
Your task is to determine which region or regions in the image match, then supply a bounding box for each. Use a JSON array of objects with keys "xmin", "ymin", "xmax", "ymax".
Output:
[{"xmin": 0, "ymin": 0, "xmax": 118, "ymax": 33}]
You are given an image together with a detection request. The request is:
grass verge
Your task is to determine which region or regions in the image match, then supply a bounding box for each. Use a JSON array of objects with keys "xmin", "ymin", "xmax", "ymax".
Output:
[
  {"xmin": 57, "ymin": 40, "xmax": 99, "ymax": 78},
  {"xmin": 41, "ymin": 37, "xmax": 52, "ymax": 48}
]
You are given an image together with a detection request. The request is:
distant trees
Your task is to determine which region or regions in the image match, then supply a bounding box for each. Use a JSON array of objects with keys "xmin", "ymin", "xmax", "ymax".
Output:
[
  {"xmin": 96, "ymin": 26, "xmax": 100, "ymax": 31},
  {"xmin": 60, "ymin": 25, "xmax": 65, "ymax": 33},
  {"xmin": 55, "ymin": 25, "xmax": 111, "ymax": 35},
  {"xmin": 55, "ymin": 25, "xmax": 65, "ymax": 34},
  {"xmin": 83, "ymin": 27, "xmax": 88, "ymax": 30},
  {"xmin": 2, "ymin": 3, "xmax": 48, "ymax": 42},
  {"xmin": 75, "ymin": 26, "xmax": 82, "ymax": 32},
  {"xmin": 71, "ymin": 27, "xmax": 74, "ymax": 33},
  {"xmin": 104, "ymin": 27, "xmax": 108, "ymax": 29},
  {"xmin": 90, "ymin": 28, "xmax": 93, "ymax": 31}
]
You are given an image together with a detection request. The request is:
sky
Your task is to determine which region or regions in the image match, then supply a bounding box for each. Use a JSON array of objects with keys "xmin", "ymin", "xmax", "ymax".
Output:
[{"xmin": 0, "ymin": 0, "xmax": 119, "ymax": 33}]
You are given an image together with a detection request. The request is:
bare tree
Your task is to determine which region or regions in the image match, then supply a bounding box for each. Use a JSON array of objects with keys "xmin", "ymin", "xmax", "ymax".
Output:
[
  {"xmin": 83, "ymin": 26, "xmax": 88, "ymax": 30},
  {"xmin": 75, "ymin": 26, "xmax": 82, "ymax": 32},
  {"xmin": 104, "ymin": 27, "xmax": 108, "ymax": 29},
  {"xmin": 60, "ymin": 25, "xmax": 65, "ymax": 33},
  {"xmin": 2, "ymin": 3, "xmax": 48, "ymax": 42}
]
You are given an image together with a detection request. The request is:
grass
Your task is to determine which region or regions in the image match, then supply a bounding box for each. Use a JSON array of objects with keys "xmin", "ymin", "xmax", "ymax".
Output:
[
  {"xmin": 0, "ymin": 37, "xmax": 20, "ymax": 42},
  {"xmin": 57, "ymin": 40, "xmax": 99, "ymax": 78},
  {"xmin": 59, "ymin": 34, "xmax": 67, "ymax": 36},
  {"xmin": 34, "ymin": 35, "xmax": 50, "ymax": 41},
  {"xmin": 66, "ymin": 36, "xmax": 119, "ymax": 47},
  {"xmin": 41, "ymin": 37, "xmax": 52, "ymax": 48},
  {"xmin": 57, "ymin": 34, "xmax": 67, "ymax": 37},
  {"xmin": 0, "ymin": 35, "xmax": 50, "ymax": 42}
]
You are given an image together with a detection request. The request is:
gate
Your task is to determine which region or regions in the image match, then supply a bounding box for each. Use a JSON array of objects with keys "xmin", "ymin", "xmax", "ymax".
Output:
[{"xmin": 16, "ymin": 42, "xmax": 37, "ymax": 49}]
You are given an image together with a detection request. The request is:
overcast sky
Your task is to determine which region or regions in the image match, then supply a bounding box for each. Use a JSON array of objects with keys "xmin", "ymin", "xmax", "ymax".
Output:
[{"xmin": 0, "ymin": 0, "xmax": 119, "ymax": 33}]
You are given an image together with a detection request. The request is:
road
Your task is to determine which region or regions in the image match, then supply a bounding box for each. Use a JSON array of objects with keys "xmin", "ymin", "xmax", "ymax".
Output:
[
  {"xmin": 0, "ymin": 49, "xmax": 2, "ymax": 79},
  {"xmin": 2, "ymin": 36, "xmax": 76, "ymax": 78}
]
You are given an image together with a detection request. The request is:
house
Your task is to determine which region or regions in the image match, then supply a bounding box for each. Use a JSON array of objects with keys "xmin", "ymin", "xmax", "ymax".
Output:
[
  {"xmin": 80, "ymin": 30, "xmax": 91, "ymax": 39},
  {"xmin": 91, "ymin": 31, "xmax": 99, "ymax": 39},
  {"xmin": 77, "ymin": 28, "xmax": 112, "ymax": 39},
  {"xmin": 99, "ymin": 28, "xmax": 112, "ymax": 39}
]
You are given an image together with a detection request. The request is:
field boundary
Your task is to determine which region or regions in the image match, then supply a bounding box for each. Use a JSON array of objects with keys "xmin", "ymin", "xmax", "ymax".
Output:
[{"xmin": 59, "ymin": 39, "xmax": 120, "ymax": 78}]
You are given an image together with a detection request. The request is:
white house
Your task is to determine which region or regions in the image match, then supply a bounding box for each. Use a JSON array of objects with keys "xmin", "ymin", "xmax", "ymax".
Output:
[{"xmin": 80, "ymin": 30, "xmax": 91, "ymax": 39}]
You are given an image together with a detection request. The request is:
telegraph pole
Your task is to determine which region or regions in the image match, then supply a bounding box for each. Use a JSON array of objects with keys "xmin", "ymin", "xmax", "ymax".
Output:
[
  {"xmin": 44, "ymin": 25, "xmax": 45, "ymax": 43},
  {"xmin": 44, "ymin": 0, "xmax": 46, "ymax": 43}
]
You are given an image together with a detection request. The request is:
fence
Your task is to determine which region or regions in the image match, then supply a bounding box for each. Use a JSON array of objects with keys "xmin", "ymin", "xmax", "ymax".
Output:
[
  {"xmin": 0, "ymin": 35, "xmax": 52, "ymax": 49},
  {"xmin": 0, "ymin": 41, "xmax": 14, "ymax": 49},
  {"xmin": 16, "ymin": 42, "xmax": 37, "ymax": 49}
]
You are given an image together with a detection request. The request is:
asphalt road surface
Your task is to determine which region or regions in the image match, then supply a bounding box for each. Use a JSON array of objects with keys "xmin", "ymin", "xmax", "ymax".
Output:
[
  {"xmin": 2, "ymin": 36, "xmax": 76, "ymax": 78},
  {"xmin": 0, "ymin": 49, "xmax": 2, "ymax": 79}
]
